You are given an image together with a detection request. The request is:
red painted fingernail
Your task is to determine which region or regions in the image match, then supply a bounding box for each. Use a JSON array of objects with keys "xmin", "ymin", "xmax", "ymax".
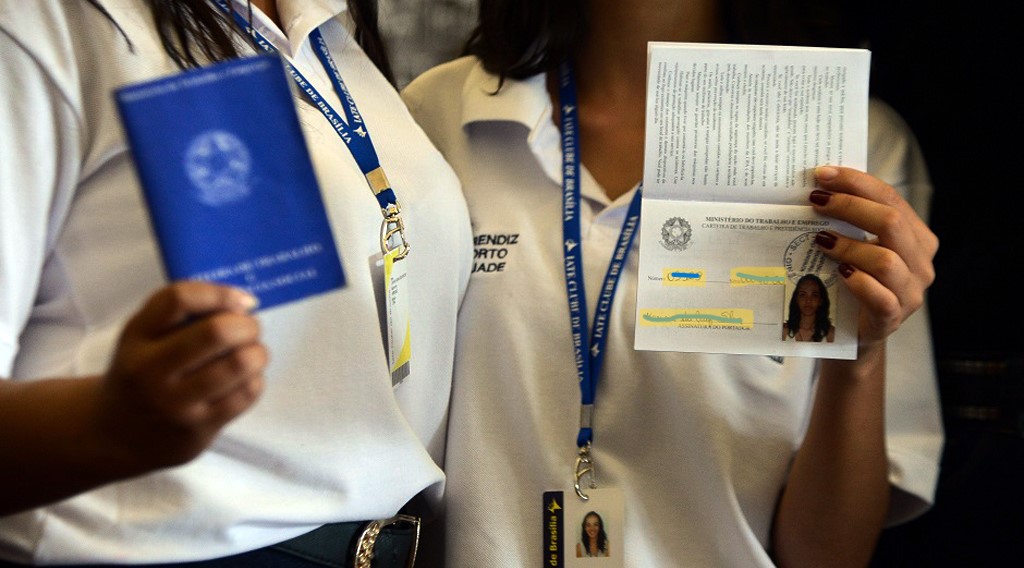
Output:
[
  {"xmin": 809, "ymin": 190, "xmax": 832, "ymax": 206},
  {"xmin": 839, "ymin": 263, "xmax": 855, "ymax": 278},
  {"xmin": 814, "ymin": 231, "xmax": 837, "ymax": 250}
]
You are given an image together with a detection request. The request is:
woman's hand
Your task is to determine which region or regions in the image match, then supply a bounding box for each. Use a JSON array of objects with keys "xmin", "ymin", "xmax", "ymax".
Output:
[
  {"xmin": 774, "ymin": 166, "xmax": 937, "ymax": 567},
  {"xmin": 0, "ymin": 281, "xmax": 269, "ymax": 515},
  {"xmin": 808, "ymin": 166, "xmax": 938, "ymax": 344},
  {"xmin": 97, "ymin": 281, "xmax": 269, "ymax": 472}
]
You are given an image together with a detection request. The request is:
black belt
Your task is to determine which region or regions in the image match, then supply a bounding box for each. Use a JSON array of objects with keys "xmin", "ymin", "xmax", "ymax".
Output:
[
  {"xmin": 275, "ymin": 514, "xmax": 421, "ymax": 568},
  {"xmin": 0, "ymin": 515, "xmax": 420, "ymax": 568}
]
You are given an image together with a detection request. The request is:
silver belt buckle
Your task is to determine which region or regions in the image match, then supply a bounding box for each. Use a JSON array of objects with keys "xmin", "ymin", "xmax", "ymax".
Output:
[{"xmin": 353, "ymin": 513, "xmax": 421, "ymax": 568}]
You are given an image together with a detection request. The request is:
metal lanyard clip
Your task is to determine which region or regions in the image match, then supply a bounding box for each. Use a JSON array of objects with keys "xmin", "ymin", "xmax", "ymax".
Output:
[
  {"xmin": 368, "ymin": 167, "xmax": 410, "ymax": 260},
  {"xmin": 574, "ymin": 442, "xmax": 596, "ymax": 501},
  {"xmin": 380, "ymin": 202, "xmax": 411, "ymax": 260}
]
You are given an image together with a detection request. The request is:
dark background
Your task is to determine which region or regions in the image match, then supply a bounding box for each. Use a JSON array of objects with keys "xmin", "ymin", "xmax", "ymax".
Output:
[{"xmin": 866, "ymin": 3, "xmax": 1024, "ymax": 566}]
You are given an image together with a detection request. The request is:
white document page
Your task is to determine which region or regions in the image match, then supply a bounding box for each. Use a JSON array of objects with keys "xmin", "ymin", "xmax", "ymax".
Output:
[{"xmin": 635, "ymin": 42, "xmax": 870, "ymax": 359}]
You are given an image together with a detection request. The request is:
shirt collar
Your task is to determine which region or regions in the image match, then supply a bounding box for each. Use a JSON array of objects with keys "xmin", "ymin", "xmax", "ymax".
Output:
[
  {"xmin": 236, "ymin": 0, "xmax": 346, "ymax": 57},
  {"xmin": 460, "ymin": 61, "xmax": 551, "ymax": 130},
  {"xmin": 279, "ymin": 0, "xmax": 346, "ymax": 51},
  {"xmin": 459, "ymin": 60, "xmax": 623, "ymax": 207}
]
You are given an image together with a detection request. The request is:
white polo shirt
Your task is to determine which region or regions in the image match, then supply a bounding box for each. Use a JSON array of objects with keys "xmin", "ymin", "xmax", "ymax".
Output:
[
  {"xmin": 0, "ymin": 0, "xmax": 471, "ymax": 563},
  {"xmin": 403, "ymin": 56, "xmax": 942, "ymax": 567}
]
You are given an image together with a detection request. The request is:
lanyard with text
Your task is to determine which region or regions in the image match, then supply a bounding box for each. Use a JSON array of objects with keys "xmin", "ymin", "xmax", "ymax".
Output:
[
  {"xmin": 214, "ymin": 0, "xmax": 409, "ymax": 259},
  {"xmin": 558, "ymin": 61, "xmax": 643, "ymax": 500},
  {"xmin": 214, "ymin": 2, "xmax": 413, "ymax": 384}
]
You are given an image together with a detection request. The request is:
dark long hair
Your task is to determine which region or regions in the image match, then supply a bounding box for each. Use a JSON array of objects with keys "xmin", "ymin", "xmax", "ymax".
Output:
[
  {"xmin": 785, "ymin": 273, "xmax": 832, "ymax": 342},
  {"xmin": 579, "ymin": 511, "xmax": 609, "ymax": 556},
  {"xmin": 465, "ymin": 0, "xmax": 863, "ymax": 82},
  {"xmin": 85, "ymin": 0, "xmax": 394, "ymax": 83}
]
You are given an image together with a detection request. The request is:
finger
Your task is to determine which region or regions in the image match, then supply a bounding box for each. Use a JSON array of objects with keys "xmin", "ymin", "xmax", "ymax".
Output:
[
  {"xmin": 176, "ymin": 342, "xmax": 269, "ymax": 406},
  {"xmin": 810, "ymin": 192, "xmax": 936, "ymax": 288},
  {"xmin": 809, "ymin": 169, "xmax": 937, "ymax": 281},
  {"xmin": 812, "ymin": 190, "xmax": 935, "ymax": 271},
  {"xmin": 815, "ymin": 231, "xmax": 924, "ymax": 319},
  {"xmin": 813, "ymin": 166, "xmax": 934, "ymax": 238},
  {"xmin": 808, "ymin": 188, "xmax": 895, "ymax": 238},
  {"xmin": 156, "ymin": 311, "xmax": 263, "ymax": 376},
  {"xmin": 179, "ymin": 372, "xmax": 266, "ymax": 430},
  {"xmin": 203, "ymin": 374, "xmax": 265, "ymax": 426},
  {"xmin": 150, "ymin": 341, "xmax": 267, "ymax": 427},
  {"xmin": 126, "ymin": 282, "xmax": 259, "ymax": 338},
  {"xmin": 813, "ymin": 166, "xmax": 904, "ymax": 208},
  {"xmin": 834, "ymin": 263, "xmax": 903, "ymax": 343}
]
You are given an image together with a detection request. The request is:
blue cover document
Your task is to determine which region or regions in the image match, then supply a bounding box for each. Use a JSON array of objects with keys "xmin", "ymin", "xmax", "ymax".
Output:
[{"xmin": 115, "ymin": 54, "xmax": 345, "ymax": 310}]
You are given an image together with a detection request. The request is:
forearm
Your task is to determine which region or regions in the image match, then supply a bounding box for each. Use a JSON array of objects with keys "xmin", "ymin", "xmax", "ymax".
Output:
[
  {"xmin": 0, "ymin": 284, "xmax": 266, "ymax": 517},
  {"xmin": 771, "ymin": 342, "xmax": 890, "ymax": 568},
  {"xmin": 0, "ymin": 377, "xmax": 145, "ymax": 516}
]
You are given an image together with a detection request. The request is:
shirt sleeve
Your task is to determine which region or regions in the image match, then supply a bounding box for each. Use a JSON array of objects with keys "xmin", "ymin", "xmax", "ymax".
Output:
[
  {"xmin": 0, "ymin": 27, "xmax": 82, "ymax": 376},
  {"xmin": 867, "ymin": 97, "xmax": 944, "ymax": 525}
]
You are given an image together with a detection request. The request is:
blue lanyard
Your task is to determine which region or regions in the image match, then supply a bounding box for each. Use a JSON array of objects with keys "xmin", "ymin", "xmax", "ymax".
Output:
[
  {"xmin": 558, "ymin": 62, "xmax": 643, "ymax": 452},
  {"xmin": 214, "ymin": 0, "xmax": 401, "ymax": 215}
]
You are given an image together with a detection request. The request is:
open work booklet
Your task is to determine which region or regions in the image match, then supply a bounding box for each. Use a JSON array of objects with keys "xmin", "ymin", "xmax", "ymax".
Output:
[{"xmin": 634, "ymin": 42, "xmax": 870, "ymax": 359}]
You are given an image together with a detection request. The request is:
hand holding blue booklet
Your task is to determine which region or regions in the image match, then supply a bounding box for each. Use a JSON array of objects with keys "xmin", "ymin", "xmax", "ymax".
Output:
[{"xmin": 115, "ymin": 54, "xmax": 345, "ymax": 310}]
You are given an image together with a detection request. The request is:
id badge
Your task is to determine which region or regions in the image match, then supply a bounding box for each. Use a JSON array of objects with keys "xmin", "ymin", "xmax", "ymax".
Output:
[
  {"xmin": 542, "ymin": 487, "xmax": 625, "ymax": 567},
  {"xmin": 384, "ymin": 249, "xmax": 411, "ymax": 386}
]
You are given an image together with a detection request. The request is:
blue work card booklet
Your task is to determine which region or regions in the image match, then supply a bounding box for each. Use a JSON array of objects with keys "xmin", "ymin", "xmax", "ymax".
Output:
[{"xmin": 115, "ymin": 54, "xmax": 345, "ymax": 311}]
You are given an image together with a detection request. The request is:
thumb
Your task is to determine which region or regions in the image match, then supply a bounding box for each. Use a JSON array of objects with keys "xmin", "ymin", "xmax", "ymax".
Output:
[{"xmin": 127, "ymin": 282, "xmax": 259, "ymax": 337}]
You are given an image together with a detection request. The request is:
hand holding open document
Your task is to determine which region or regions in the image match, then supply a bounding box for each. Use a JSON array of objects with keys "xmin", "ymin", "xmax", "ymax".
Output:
[{"xmin": 634, "ymin": 42, "xmax": 871, "ymax": 359}]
